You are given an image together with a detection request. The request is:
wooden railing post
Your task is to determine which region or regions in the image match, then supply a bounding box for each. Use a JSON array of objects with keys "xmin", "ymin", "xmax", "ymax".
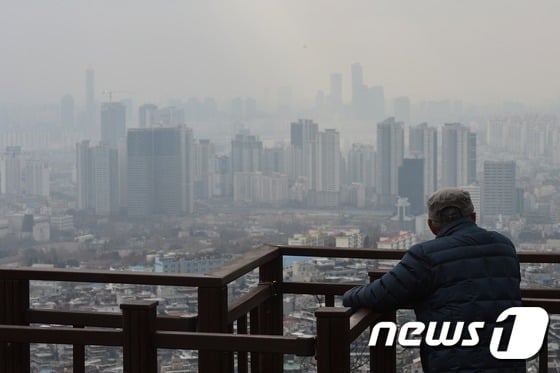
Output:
[
  {"xmin": 258, "ymin": 255, "xmax": 283, "ymax": 373},
  {"xmin": 73, "ymin": 325, "xmax": 85, "ymax": 373},
  {"xmin": 539, "ymin": 331, "xmax": 548, "ymax": 372},
  {"xmin": 315, "ymin": 307, "xmax": 351, "ymax": 373},
  {"xmin": 250, "ymin": 307, "xmax": 260, "ymax": 371},
  {"xmin": 121, "ymin": 301, "xmax": 158, "ymax": 373},
  {"xmin": 0, "ymin": 279, "xmax": 30, "ymax": 372},
  {"xmin": 367, "ymin": 271, "xmax": 397, "ymax": 372},
  {"xmin": 198, "ymin": 285, "xmax": 230, "ymax": 372},
  {"xmin": 370, "ymin": 311, "xmax": 397, "ymax": 373}
]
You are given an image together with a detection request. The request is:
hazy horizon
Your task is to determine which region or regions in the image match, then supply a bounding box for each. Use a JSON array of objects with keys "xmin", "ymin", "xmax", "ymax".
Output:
[{"xmin": 2, "ymin": 1, "xmax": 560, "ymax": 107}]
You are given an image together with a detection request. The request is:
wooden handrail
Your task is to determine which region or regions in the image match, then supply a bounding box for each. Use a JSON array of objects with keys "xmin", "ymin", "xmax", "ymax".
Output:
[{"xmin": 0, "ymin": 245, "xmax": 559, "ymax": 372}]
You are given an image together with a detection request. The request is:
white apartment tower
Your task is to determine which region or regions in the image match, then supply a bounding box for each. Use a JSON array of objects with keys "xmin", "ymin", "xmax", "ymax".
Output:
[
  {"xmin": 317, "ymin": 129, "xmax": 341, "ymax": 207},
  {"xmin": 482, "ymin": 161, "xmax": 516, "ymax": 218},
  {"xmin": 441, "ymin": 123, "xmax": 476, "ymax": 187},
  {"xmin": 0, "ymin": 146, "xmax": 23, "ymax": 194},
  {"xmin": 76, "ymin": 141, "xmax": 119, "ymax": 215},
  {"xmin": 376, "ymin": 118, "xmax": 404, "ymax": 207},
  {"xmin": 409, "ymin": 123, "xmax": 438, "ymax": 196}
]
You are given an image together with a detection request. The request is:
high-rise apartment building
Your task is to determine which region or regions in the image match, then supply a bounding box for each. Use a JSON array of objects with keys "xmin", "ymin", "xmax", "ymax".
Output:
[
  {"xmin": 289, "ymin": 119, "xmax": 342, "ymax": 206},
  {"xmin": 75, "ymin": 141, "xmax": 119, "ymax": 215},
  {"xmin": 376, "ymin": 117, "xmax": 404, "ymax": 207},
  {"xmin": 329, "ymin": 73, "xmax": 342, "ymax": 113},
  {"xmin": 0, "ymin": 146, "xmax": 50, "ymax": 197},
  {"xmin": 0, "ymin": 146, "xmax": 23, "ymax": 194},
  {"xmin": 317, "ymin": 129, "xmax": 341, "ymax": 207},
  {"xmin": 194, "ymin": 139, "xmax": 215, "ymax": 199},
  {"xmin": 231, "ymin": 133, "xmax": 263, "ymax": 173},
  {"xmin": 101, "ymin": 102, "xmax": 126, "ymax": 148},
  {"xmin": 92, "ymin": 145, "xmax": 119, "ymax": 215},
  {"xmin": 138, "ymin": 104, "xmax": 158, "ymax": 128},
  {"xmin": 85, "ymin": 68, "xmax": 95, "ymax": 129},
  {"xmin": 22, "ymin": 159, "xmax": 50, "ymax": 198},
  {"xmin": 263, "ymin": 147, "xmax": 286, "ymax": 175},
  {"xmin": 351, "ymin": 63, "xmax": 367, "ymax": 119},
  {"xmin": 409, "ymin": 123, "xmax": 438, "ymax": 196},
  {"xmin": 462, "ymin": 184, "xmax": 481, "ymax": 218},
  {"xmin": 127, "ymin": 126, "xmax": 194, "ymax": 217},
  {"xmin": 347, "ymin": 144, "xmax": 375, "ymax": 190},
  {"xmin": 398, "ymin": 158, "xmax": 424, "ymax": 216},
  {"xmin": 231, "ymin": 133, "xmax": 263, "ymax": 202},
  {"xmin": 76, "ymin": 140, "xmax": 94, "ymax": 210},
  {"xmin": 289, "ymin": 119, "xmax": 320, "ymax": 191},
  {"xmin": 482, "ymin": 161, "xmax": 516, "ymax": 218},
  {"xmin": 441, "ymin": 123, "xmax": 476, "ymax": 187}
]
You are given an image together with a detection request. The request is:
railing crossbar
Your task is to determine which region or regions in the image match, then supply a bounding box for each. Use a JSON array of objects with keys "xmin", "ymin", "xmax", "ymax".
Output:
[
  {"xmin": 155, "ymin": 331, "xmax": 315, "ymax": 356},
  {"xmin": 0, "ymin": 325, "xmax": 122, "ymax": 346}
]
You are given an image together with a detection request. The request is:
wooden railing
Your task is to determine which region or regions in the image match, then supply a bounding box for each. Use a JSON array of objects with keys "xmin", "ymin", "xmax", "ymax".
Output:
[{"xmin": 0, "ymin": 245, "xmax": 558, "ymax": 372}]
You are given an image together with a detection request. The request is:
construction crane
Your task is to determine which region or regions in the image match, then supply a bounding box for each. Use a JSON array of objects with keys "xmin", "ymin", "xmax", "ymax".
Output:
[{"xmin": 101, "ymin": 90, "xmax": 126, "ymax": 102}]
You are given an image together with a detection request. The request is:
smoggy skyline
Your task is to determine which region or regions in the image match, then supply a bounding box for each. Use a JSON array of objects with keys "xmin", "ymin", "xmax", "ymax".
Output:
[{"xmin": 2, "ymin": 1, "xmax": 560, "ymax": 106}]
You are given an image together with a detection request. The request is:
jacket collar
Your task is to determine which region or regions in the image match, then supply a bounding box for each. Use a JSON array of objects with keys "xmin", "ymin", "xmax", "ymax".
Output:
[{"xmin": 436, "ymin": 217, "xmax": 477, "ymax": 238}]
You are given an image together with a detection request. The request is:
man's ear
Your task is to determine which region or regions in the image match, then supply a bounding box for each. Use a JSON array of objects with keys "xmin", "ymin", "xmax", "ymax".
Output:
[{"xmin": 428, "ymin": 219, "xmax": 438, "ymax": 236}]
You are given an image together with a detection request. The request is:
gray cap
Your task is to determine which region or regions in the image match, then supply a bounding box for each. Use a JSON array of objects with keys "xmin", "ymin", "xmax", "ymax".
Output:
[{"xmin": 427, "ymin": 188, "xmax": 475, "ymax": 221}]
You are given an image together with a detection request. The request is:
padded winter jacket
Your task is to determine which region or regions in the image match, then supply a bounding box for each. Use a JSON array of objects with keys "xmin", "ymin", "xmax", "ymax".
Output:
[{"xmin": 342, "ymin": 218, "xmax": 525, "ymax": 372}]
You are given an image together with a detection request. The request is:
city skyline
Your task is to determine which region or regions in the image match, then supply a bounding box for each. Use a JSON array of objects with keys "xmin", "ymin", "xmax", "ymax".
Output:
[{"xmin": 2, "ymin": 2, "xmax": 560, "ymax": 107}]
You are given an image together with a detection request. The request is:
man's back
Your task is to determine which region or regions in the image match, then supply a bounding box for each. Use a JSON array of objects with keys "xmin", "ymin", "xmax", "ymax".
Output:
[
  {"xmin": 412, "ymin": 218, "xmax": 523, "ymax": 372},
  {"xmin": 344, "ymin": 188, "xmax": 526, "ymax": 372},
  {"xmin": 343, "ymin": 218, "xmax": 524, "ymax": 372}
]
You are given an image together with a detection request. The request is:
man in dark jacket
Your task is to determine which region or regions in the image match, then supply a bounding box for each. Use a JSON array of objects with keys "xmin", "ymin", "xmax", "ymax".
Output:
[{"xmin": 343, "ymin": 188, "xmax": 525, "ymax": 372}]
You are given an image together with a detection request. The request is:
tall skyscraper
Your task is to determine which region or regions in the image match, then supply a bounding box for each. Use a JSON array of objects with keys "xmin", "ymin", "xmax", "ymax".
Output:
[
  {"xmin": 138, "ymin": 104, "xmax": 158, "ymax": 128},
  {"xmin": 350, "ymin": 63, "xmax": 386, "ymax": 120},
  {"xmin": 263, "ymin": 147, "xmax": 286, "ymax": 175},
  {"xmin": 289, "ymin": 119, "xmax": 320, "ymax": 193},
  {"xmin": 376, "ymin": 118, "xmax": 404, "ymax": 207},
  {"xmin": 398, "ymin": 158, "xmax": 424, "ymax": 216},
  {"xmin": 91, "ymin": 145, "xmax": 119, "ymax": 215},
  {"xmin": 329, "ymin": 73, "xmax": 342, "ymax": 113},
  {"xmin": 482, "ymin": 161, "xmax": 516, "ymax": 218},
  {"xmin": 76, "ymin": 140, "xmax": 94, "ymax": 210},
  {"xmin": 409, "ymin": 123, "xmax": 438, "ymax": 196},
  {"xmin": 441, "ymin": 123, "xmax": 476, "ymax": 187},
  {"xmin": 231, "ymin": 133, "xmax": 263, "ymax": 173},
  {"xmin": 60, "ymin": 94, "xmax": 75, "ymax": 128},
  {"xmin": 194, "ymin": 139, "xmax": 215, "ymax": 199},
  {"xmin": 351, "ymin": 63, "xmax": 367, "ymax": 119},
  {"xmin": 101, "ymin": 102, "xmax": 126, "ymax": 148},
  {"xmin": 317, "ymin": 129, "xmax": 341, "ymax": 207},
  {"xmin": 127, "ymin": 126, "xmax": 194, "ymax": 217},
  {"xmin": 468, "ymin": 132, "xmax": 477, "ymax": 184},
  {"xmin": 85, "ymin": 68, "xmax": 95, "ymax": 129},
  {"xmin": 0, "ymin": 146, "xmax": 23, "ymax": 194},
  {"xmin": 231, "ymin": 133, "xmax": 263, "ymax": 202},
  {"xmin": 22, "ymin": 159, "xmax": 50, "ymax": 198},
  {"xmin": 462, "ymin": 184, "xmax": 481, "ymax": 218},
  {"xmin": 75, "ymin": 141, "xmax": 119, "ymax": 215},
  {"xmin": 346, "ymin": 144, "xmax": 375, "ymax": 190}
]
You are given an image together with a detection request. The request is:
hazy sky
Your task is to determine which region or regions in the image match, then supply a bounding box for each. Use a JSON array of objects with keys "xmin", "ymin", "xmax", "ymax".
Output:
[{"xmin": 2, "ymin": 1, "xmax": 560, "ymax": 106}]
